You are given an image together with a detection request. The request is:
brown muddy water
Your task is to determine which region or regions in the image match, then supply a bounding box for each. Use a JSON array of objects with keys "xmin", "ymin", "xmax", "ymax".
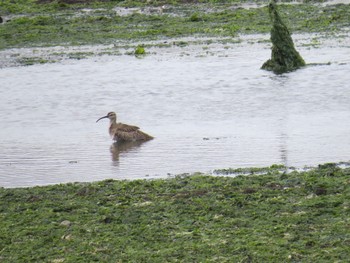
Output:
[{"xmin": 0, "ymin": 34, "xmax": 350, "ymax": 187}]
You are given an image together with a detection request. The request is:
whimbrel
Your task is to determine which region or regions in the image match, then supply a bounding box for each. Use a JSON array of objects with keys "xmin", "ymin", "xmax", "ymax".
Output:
[{"xmin": 96, "ymin": 112, "xmax": 153, "ymax": 142}]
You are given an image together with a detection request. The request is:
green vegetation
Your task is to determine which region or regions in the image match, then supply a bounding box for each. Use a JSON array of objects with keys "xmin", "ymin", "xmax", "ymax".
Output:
[
  {"xmin": 134, "ymin": 44, "xmax": 146, "ymax": 55},
  {"xmin": 1, "ymin": 163, "xmax": 350, "ymax": 261},
  {"xmin": 262, "ymin": 0, "xmax": 305, "ymax": 73},
  {"xmin": 189, "ymin": 12, "xmax": 202, "ymax": 22},
  {"xmin": 17, "ymin": 56, "xmax": 52, "ymax": 65},
  {"xmin": 1, "ymin": 1, "xmax": 350, "ymax": 50},
  {"xmin": 214, "ymin": 163, "xmax": 287, "ymax": 175}
]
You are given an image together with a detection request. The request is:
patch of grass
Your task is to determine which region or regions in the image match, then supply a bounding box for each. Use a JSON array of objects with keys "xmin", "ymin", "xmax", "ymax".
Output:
[{"xmin": 1, "ymin": 164, "xmax": 350, "ymax": 261}]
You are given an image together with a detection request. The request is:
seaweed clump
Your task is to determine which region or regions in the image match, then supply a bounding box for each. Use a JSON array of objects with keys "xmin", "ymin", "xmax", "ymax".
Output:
[{"xmin": 262, "ymin": 0, "xmax": 305, "ymax": 74}]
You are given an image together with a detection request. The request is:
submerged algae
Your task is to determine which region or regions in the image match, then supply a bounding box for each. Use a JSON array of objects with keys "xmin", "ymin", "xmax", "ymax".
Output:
[{"xmin": 262, "ymin": 0, "xmax": 305, "ymax": 74}]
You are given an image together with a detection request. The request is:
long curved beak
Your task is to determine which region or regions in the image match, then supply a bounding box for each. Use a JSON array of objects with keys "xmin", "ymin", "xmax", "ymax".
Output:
[{"xmin": 96, "ymin": 115, "xmax": 108, "ymax": 123}]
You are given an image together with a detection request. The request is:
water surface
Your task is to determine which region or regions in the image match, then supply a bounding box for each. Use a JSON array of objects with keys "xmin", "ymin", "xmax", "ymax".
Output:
[{"xmin": 1, "ymin": 34, "xmax": 350, "ymax": 187}]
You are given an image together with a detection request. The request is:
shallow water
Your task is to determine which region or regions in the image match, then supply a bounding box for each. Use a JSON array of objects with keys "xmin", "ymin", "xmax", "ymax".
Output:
[{"xmin": 1, "ymin": 34, "xmax": 350, "ymax": 188}]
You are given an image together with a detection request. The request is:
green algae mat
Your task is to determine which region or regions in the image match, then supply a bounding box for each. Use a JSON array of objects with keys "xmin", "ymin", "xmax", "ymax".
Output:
[
  {"xmin": 261, "ymin": 0, "xmax": 305, "ymax": 73},
  {"xmin": 1, "ymin": 0, "xmax": 350, "ymax": 50},
  {"xmin": 1, "ymin": 164, "xmax": 350, "ymax": 262}
]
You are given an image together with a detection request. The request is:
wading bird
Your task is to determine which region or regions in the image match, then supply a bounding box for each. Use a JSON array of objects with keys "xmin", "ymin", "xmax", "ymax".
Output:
[{"xmin": 96, "ymin": 112, "xmax": 153, "ymax": 142}]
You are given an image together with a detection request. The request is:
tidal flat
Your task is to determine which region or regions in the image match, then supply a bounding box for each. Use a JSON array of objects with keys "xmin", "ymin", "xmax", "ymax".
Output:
[
  {"xmin": 1, "ymin": 164, "xmax": 350, "ymax": 262},
  {"xmin": 1, "ymin": 0, "xmax": 350, "ymax": 66}
]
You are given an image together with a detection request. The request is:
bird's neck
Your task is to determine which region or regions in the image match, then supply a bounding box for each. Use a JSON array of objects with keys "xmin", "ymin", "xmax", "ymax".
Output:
[
  {"xmin": 109, "ymin": 118, "xmax": 117, "ymax": 125},
  {"xmin": 109, "ymin": 119, "xmax": 117, "ymax": 137}
]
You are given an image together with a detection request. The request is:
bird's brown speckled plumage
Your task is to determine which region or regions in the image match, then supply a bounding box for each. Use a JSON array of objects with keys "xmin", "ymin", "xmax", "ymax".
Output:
[{"xmin": 96, "ymin": 112, "xmax": 153, "ymax": 142}]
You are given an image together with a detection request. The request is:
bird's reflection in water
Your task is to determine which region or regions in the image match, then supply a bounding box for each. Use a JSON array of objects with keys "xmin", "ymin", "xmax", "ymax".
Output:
[{"xmin": 109, "ymin": 140, "xmax": 145, "ymax": 164}]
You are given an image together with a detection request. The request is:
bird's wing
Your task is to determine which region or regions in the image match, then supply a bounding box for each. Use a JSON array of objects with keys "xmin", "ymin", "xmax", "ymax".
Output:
[
  {"xmin": 113, "ymin": 130, "xmax": 135, "ymax": 141},
  {"xmin": 116, "ymin": 123, "xmax": 140, "ymax": 132}
]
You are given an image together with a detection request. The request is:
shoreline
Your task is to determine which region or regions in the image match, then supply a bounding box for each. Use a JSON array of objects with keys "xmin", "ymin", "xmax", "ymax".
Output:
[
  {"xmin": 2, "ymin": 161, "xmax": 350, "ymax": 189},
  {"xmin": 1, "ymin": 29, "xmax": 349, "ymax": 68}
]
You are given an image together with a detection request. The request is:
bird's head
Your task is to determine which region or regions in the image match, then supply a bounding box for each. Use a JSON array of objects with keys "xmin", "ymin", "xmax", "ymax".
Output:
[{"xmin": 96, "ymin": 112, "xmax": 117, "ymax": 123}]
